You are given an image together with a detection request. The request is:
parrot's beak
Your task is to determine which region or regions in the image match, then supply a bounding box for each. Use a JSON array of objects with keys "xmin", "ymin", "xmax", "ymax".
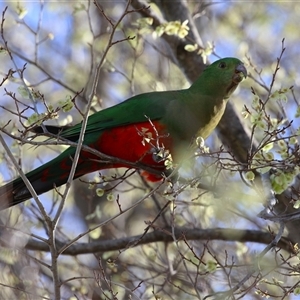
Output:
[
  {"xmin": 225, "ymin": 63, "xmax": 247, "ymax": 97},
  {"xmin": 233, "ymin": 63, "xmax": 247, "ymax": 84}
]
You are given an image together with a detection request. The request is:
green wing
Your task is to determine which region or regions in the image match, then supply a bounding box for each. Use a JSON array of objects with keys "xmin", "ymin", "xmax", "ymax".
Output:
[{"xmin": 59, "ymin": 90, "xmax": 182, "ymax": 142}]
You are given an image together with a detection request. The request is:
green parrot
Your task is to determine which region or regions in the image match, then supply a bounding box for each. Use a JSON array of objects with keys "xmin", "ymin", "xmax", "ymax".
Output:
[{"xmin": 0, "ymin": 57, "xmax": 247, "ymax": 209}]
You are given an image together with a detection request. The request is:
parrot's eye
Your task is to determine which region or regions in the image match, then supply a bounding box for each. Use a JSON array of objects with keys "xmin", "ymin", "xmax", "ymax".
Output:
[{"xmin": 219, "ymin": 62, "xmax": 227, "ymax": 69}]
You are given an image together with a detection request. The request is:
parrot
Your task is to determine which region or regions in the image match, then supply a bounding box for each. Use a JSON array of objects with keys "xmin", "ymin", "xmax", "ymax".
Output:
[{"xmin": 0, "ymin": 57, "xmax": 247, "ymax": 209}]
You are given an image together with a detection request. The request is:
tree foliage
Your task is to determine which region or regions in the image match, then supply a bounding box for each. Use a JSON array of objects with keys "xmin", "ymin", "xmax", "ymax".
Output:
[{"xmin": 1, "ymin": 1, "xmax": 300, "ymax": 299}]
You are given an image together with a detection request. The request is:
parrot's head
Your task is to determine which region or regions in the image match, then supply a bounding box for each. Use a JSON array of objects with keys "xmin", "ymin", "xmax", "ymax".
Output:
[
  {"xmin": 191, "ymin": 57, "xmax": 247, "ymax": 99},
  {"xmin": 214, "ymin": 57, "xmax": 247, "ymax": 98}
]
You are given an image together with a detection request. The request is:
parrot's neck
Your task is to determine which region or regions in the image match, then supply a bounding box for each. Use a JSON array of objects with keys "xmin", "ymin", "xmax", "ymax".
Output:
[{"xmin": 189, "ymin": 80, "xmax": 231, "ymax": 100}]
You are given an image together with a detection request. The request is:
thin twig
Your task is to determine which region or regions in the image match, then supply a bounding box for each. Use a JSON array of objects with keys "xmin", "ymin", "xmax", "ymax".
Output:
[{"xmin": 204, "ymin": 222, "xmax": 285, "ymax": 300}]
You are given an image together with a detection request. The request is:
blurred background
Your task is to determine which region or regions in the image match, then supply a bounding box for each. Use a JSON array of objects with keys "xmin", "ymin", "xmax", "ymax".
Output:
[{"xmin": 0, "ymin": 1, "xmax": 299, "ymax": 299}]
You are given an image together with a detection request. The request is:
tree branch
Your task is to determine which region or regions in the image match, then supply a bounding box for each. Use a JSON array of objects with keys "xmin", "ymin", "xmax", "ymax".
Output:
[{"xmin": 19, "ymin": 227, "xmax": 294, "ymax": 255}]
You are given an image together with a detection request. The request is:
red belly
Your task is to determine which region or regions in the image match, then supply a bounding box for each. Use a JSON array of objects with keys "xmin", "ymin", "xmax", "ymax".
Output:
[{"xmin": 81, "ymin": 120, "xmax": 172, "ymax": 181}]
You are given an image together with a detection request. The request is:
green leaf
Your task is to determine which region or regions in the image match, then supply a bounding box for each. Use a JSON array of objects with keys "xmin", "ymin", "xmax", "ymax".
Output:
[
  {"xmin": 262, "ymin": 142, "xmax": 274, "ymax": 153},
  {"xmin": 26, "ymin": 112, "xmax": 46, "ymax": 126},
  {"xmin": 295, "ymin": 106, "xmax": 300, "ymax": 118},
  {"xmin": 16, "ymin": 3, "xmax": 28, "ymax": 19},
  {"xmin": 206, "ymin": 260, "xmax": 217, "ymax": 273},
  {"xmin": 73, "ymin": 3, "xmax": 86, "ymax": 13},
  {"xmin": 17, "ymin": 86, "xmax": 30, "ymax": 99},
  {"xmin": 294, "ymin": 287, "xmax": 300, "ymax": 296},
  {"xmin": 58, "ymin": 95, "xmax": 74, "ymax": 112},
  {"xmin": 154, "ymin": 20, "xmax": 189, "ymax": 39},
  {"xmin": 293, "ymin": 200, "xmax": 300, "ymax": 209},
  {"xmin": 245, "ymin": 171, "xmax": 255, "ymax": 181},
  {"xmin": 135, "ymin": 17, "xmax": 153, "ymax": 26},
  {"xmin": 270, "ymin": 89, "xmax": 288, "ymax": 102},
  {"xmin": 107, "ymin": 193, "xmax": 114, "ymax": 201},
  {"xmin": 96, "ymin": 188, "xmax": 104, "ymax": 197},
  {"xmin": 290, "ymin": 136, "xmax": 298, "ymax": 145},
  {"xmin": 184, "ymin": 44, "xmax": 198, "ymax": 52}
]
